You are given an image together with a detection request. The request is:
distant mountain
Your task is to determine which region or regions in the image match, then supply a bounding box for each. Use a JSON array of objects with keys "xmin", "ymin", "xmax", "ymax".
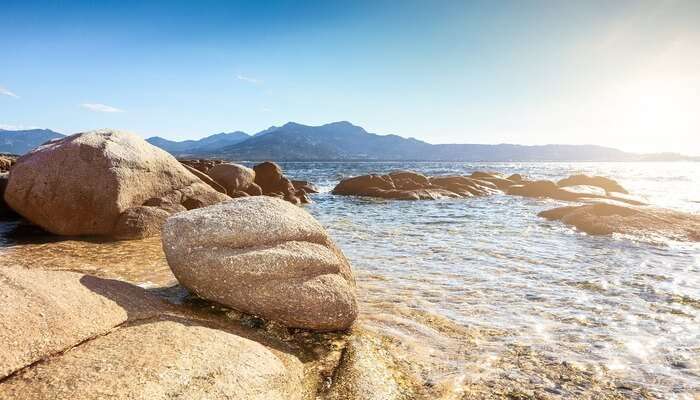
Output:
[
  {"xmin": 0, "ymin": 128, "xmax": 65, "ymax": 154},
  {"xmin": 146, "ymin": 131, "xmax": 250, "ymax": 155},
  {"xmin": 204, "ymin": 121, "xmax": 696, "ymax": 162}
]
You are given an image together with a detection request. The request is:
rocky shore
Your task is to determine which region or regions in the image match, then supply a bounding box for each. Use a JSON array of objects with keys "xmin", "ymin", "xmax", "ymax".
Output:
[{"xmin": 0, "ymin": 130, "xmax": 696, "ymax": 399}]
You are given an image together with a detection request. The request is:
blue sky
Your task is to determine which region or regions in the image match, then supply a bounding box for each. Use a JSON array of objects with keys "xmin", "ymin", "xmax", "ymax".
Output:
[{"xmin": 1, "ymin": 0, "xmax": 698, "ymax": 154}]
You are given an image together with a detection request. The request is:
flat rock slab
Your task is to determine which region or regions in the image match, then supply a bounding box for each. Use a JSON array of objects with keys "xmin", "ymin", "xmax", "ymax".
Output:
[
  {"xmin": 0, "ymin": 266, "xmax": 163, "ymax": 379},
  {"xmin": 0, "ymin": 318, "xmax": 305, "ymax": 400}
]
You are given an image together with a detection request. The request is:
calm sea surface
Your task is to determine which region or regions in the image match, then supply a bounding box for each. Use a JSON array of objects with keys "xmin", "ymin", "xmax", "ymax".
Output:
[{"xmin": 1, "ymin": 161, "xmax": 699, "ymax": 398}]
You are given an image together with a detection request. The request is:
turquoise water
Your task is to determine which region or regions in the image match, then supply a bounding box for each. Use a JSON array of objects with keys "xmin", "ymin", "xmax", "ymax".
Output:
[{"xmin": 282, "ymin": 161, "xmax": 699, "ymax": 398}]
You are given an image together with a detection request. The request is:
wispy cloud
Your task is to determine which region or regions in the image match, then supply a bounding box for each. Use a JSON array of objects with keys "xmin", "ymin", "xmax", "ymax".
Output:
[
  {"xmin": 236, "ymin": 74, "xmax": 262, "ymax": 84},
  {"xmin": 0, "ymin": 86, "xmax": 19, "ymax": 98},
  {"xmin": 81, "ymin": 103, "xmax": 124, "ymax": 113}
]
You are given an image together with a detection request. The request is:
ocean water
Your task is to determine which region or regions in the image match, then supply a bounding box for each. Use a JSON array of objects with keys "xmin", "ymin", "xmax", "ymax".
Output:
[{"xmin": 1, "ymin": 161, "xmax": 699, "ymax": 398}]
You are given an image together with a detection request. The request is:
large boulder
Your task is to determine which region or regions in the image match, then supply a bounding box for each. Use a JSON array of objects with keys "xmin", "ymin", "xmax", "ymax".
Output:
[
  {"xmin": 182, "ymin": 164, "xmax": 227, "ymax": 194},
  {"xmin": 0, "ymin": 266, "xmax": 163, "ymax": 379},
  {"xmin": 207, "ymin": 163, "xmax": 256, "ymax": 194},
  {"xmin": 557, "ymin": 174, "xmax": 628, "ymax": 194},
  {"xmin": 0, "ymin": 318, "xmax": 305, "ymax": 400},
  {"xmin": 162, "ymin": 196, "xmax": 358, "ymax": 331},
  {"xmin": 3, "ymin": 130, "xmax": 229, "ymax": 238}
]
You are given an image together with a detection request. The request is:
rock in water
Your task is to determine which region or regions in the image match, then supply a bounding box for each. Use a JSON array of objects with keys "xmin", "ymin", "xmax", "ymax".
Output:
[
  {"xmin": 557, "ymin": 174, "xmax": 628, "ymax": 194},
  {"xmin": 3, "ymin": 130, "xmax": 229, "ymax": 238},
  {"xmin": 162, "ymin": 196, "xmax": 358, "ymax": 331},
  {"xmin": 539, "ymin": 203, "xmax": 700, "ymax": 241}
]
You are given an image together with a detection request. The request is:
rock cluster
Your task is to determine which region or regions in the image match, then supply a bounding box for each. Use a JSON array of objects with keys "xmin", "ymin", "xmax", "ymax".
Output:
[
  {"xmin": 0, "ymin": 154, "xmax": 16, "ymax": 172},
  {"xmin": 333, "ymin": 170, "xmax": 644, "ymax": 206},
  {"xmin": 332, "ymin": 171, "xmax": 503, "ymax": 200},
  {"xmin": 2, "ymin": 130, "xmax": 229, "ymax": 239},
  {"xmin": 162, "ymin": 196, "xmax": 358, "ymax": 331},
  {"xmin": 182, "ymin": 160, "xmax": 313, "ymax": 204}
]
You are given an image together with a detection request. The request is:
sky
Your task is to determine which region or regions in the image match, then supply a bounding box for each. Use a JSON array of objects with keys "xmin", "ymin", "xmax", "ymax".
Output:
[{"xmin": 1, "ymin": 0, "xmax": 699, "ymax": 154}]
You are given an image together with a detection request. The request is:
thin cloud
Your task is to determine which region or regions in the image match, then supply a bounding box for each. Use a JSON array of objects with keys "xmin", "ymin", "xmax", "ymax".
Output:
[
  {"xmin": 0, "ymin": 86, "xmax": 19, "ymax": 98},
  {"xmin": 236, "ymin": 74, "xmax": 262, "ymax": 84},
  {"xmin": 81, "ymin": 103, "xmax": 124, "ymax": 113}
]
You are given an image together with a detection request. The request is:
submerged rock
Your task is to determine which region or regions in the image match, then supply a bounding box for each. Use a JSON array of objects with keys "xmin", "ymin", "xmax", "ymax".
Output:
[
  {"xmin": 3, "ymin": 130, "xmax": 229, "ymax": 238},
  {"xmin": 0, "ymin": 266, "xmax": 163, "ymax": 379},
  {"xmin": 539, "ymin": 203, "xmax": 700, "ymax": 241},
  {"xmin": 325, "ymin": 331, "xmax": 423, "ymax": 400},
  {"xmin": 162, "ymin": 196, "xmax": 358, "ymax": 331}
]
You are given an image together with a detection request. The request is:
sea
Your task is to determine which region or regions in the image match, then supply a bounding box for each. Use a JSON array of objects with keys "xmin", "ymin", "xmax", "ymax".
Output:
[{"xmin": 1, "ymin": 161, "xmax": 698, "ymax": 398}]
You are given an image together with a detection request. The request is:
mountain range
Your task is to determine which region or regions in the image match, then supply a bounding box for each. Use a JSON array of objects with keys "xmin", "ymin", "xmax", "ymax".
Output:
[
  {"xmin": 0, "ymin": 128, "xmax": 64, "ymax": 155},
  {"xmin": 1, "ymin": 123, "xmax": 697, "ymax": 161}
]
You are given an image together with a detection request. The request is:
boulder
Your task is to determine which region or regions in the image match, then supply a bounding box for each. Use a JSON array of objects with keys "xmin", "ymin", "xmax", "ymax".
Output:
[
  {"xmin": 332, "ymin": 174, "xmax": 396, "ymax": 195},
  {"xmin": 507, "ymin": 173, "xmax": 524, "ymax": 182},
  {"xmin": 253, "ymin": 161, "xmax": 285, "ymax": 193},
  {"xmin": 182, "ymin": 164, "xmax": 227, "ymax": 194},
  {"xmin": 207, "ymin": 163, "xmax": 256, "ymax": 194},
  {"xmin": 557, "ymin": 174, "xmax": 628, "ymax": 194},
  {"xmin": 3, "ymin": 130, "xmax": 229, "ymax": 238},
  {"xmin": 162, "ymin": 196, "xmax": 358, "ymax": 331},
  {"xmin": 292, "ymin": 180, "xmax": 319, "ymax": 194},
  {"xmin": 179, "ymin": 159, "xmax": 225, "ymax": 173},
  {"xmin": 245, "ymin": 182, "xmax": 264, "ymax": 196},
  {"xmin": 0, "ymin": 318, "xmax": 306, "ymax": 400},
  {"xmin": 0, "ymin": 266, "xmax": 163, "ymax": 379},
  {"xmin": 539, "ymin": 203, "xmax": 700, "ymax": 241}
]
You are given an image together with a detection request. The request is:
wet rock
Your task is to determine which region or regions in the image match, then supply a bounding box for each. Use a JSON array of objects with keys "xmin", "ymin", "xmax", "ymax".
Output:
[
  {"xmin": 182, "ymin": 163, "xmax": 227, "ymax": 194},
  {"xmin": 507, "ymin": 180, "xmax": 584, "ymax": 201},
  {"xmin": 470, "ymin": 171, "xmax": 518, "ymax": 191},
  {"xmin": 557, "ymin": 174, "xmax": 628, "ymax": 194},
  {"xmin": 539, "ymin": 203, "xmax": 700, "ymax": 241},
  {"xmin": 0, "ymin": 318, "xmax": 306, "ymax": 400},
  {"xmin": 0, "ymin": 266, "xmax": 163, "ymax": 379},
  {"xmin": 507, "ymin": 173, "xmax": 523, "ymax": 182},
  {"xmin": 292, "ymin": 180, "xmax": 320, "ymax": 194},
  {"xmin": 332, "ymin": 172, "xmax": 501, "ymax": 201},
  {"xmin": 207, "ymin": 163, "xmax": 256, "ymax": 194},
  {"xmin": 326, "ymin": 331, "xmax": 422, "ymax": 400},
  {"xmin": 162, "ymin": 196, "xmax": 358, "ymax": 331},
  {"xmin": 332, "ymin": 174, "xmax": 396, "ymax": 195},
  {"xmin": 3, "ymin": 130, "xmax": 229, "ymax": 238}
]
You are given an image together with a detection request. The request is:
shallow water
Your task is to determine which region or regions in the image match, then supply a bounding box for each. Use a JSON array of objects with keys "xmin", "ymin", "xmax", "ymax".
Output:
[{"xmin": 1, "ymin": 161, "xmax": 698, "ymax": 398}]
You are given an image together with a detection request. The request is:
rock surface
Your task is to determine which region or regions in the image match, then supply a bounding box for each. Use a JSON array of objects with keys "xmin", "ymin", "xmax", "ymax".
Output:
[
  {"xmin": 0, "ymin": 318, "xmax": 306, "ymax": 400},
  {"xmin": 162, "ymin": 196, "xmax": 358, "ymax": 331},
  {"xmin": 3, "ymin": 130, "xmax": 229, "ymax": 238},
  {"xmin": 0, "ymin": 266, "xmax": 163, "ymax": 379},
  {"xmin": 539, "ymin": 203, "xmax": 700, "ymax": 241}
]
